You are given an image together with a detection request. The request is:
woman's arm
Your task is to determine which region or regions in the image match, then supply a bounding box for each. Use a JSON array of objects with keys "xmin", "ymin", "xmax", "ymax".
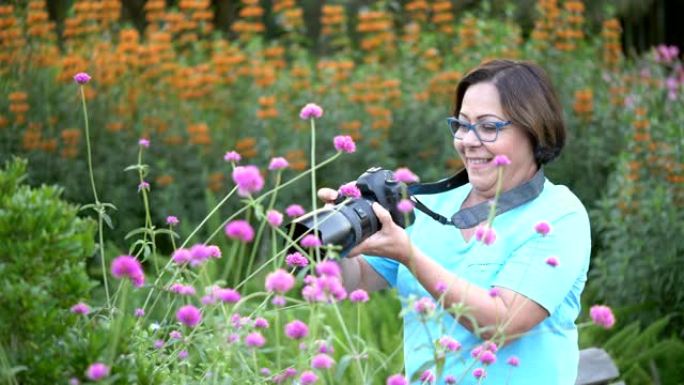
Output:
[{"xmin": 339, "ymin": 257, "xmax": 388, "ymax": 293}]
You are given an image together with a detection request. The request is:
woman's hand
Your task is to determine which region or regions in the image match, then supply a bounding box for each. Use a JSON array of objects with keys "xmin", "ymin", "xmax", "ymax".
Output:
[
  {"xmin": 346, "ymin": 203, "xmax": 412, "ymax": 264},
  {"xmin": 316, "ymin": 187, "xmax": 338, "ymax": 208}
]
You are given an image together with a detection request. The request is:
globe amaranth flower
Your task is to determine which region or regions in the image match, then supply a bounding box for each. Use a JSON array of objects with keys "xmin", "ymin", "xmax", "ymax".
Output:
[
  {"xmin": 225, "ymin": 220, "xmax": 255, "ymax": 242},
  {"xmin": 213, "ymin": 287, "xmax": 241, "ymax": 303},
  {"xmin": 254, "ymin": 317, "xmax": 269, "ymax": 328},
  {"xmin": 171, "ymin": 248, "xmax": 192, "ymax": 265},
  {"xmin": 284, "ymin": 319, "xmax": 309, "ymax": 340},
  {"xmin": 232, "ymin": 165, "xmax": 264, "ymax": 196},
  {"xmin": 475, "ymin": 224, "xmax": 497, "ymax": 245},
  {"xmin": 169, "ymin": 330, "xmax": 182, "ymax": 339},
  {"xmin": 349, "ymin": 289, "xmax": 369, "ymax": 303},
  {"xmin": 333, "ymin": 135, "xmax": 356, "ymax": 153},
  {"xmin": 224, "ymin": 150, "xmax": 241, "ymax": 163},
  {"xmin": 299, "ymin": 103, "xmax": 323, "ymax": 119},
  {"xmin": 111, "ymin": 255, "xmax": 145, "ymax": 288},
  {"xmin": 438, "ymin": 336, "xmax": 461, "ymax": 352},
  {"xmin": 265, "ymin": 269, "xmax": 296, "ymax": 294},
  {"xmin": 545, "ymin": 256, "xmax": 559, "ymax": 267},
  {"xmin": 386, "ymin": 374, "xmax": 408, "ymax": 385},
  {"xmin": 393, "ymin": 167, "xmax": 419, "ymax": 183},
  {"xmin": 189, "ymin": 244, "xmax": 213, "ymax": 267},
  {"xmin": 507, "ymin": 356, "xmax": 520, "ymax": 367},
  {"xmin": 590, "ymin": 305, "xmax": 616, "ymax": 329},
  {"xmin": 85, "ymin": 362, "xmax": 109, "ymax": 381},
  {"xmin": 178, "ymin": 350, "xmax": 189, "ymax": 360},
  {"xmin": 311, "ymin": 353, "xmax": 334, "ymax": 369},
  {"xmin": 419, "ymin": 370, "xmax": 435, "ymax": 384},
  {"xmin": 302, "ymin": 274, "xmax": 347, "ymax": 303},
  {"xmin": 493, "ymin": 154, "xmax": 511, "ymax": 166},
  {"xmin": 480, "ymin": 350, "xmax": 497, "ymax": 364},
  {"xmin": 153, "ymin": 339, "xmax": 164, "ymax": 349},
  {"xmin": 245, "ymin": 332, "xmax": 266, "ymax": 348},
  {"xmin": 137, "ymin": 181, "xmax": 150, "ymax": 192},
  {"xmin": 268, "ymin": 157, "xmax": 289, "ymax": 170},
  {"xmin": 138, "ymin": 138, "xmax": 150, "ymax": 148},
  {"xmin": 285, "ymin": 251, "xmax": 309, "ymax": 267},
  {"xmin": 176, "ymin": 305, "xmax": 202, "ymax": 328},
  {"xmin": 534, "ymin": 220, "xmax": 552, "ymax": 236},
  {"xmin": 338, "ymin": 182, "xmax": 361, "ymax": 199},
  {"xmin": 166, "ymin": 215, "xmax": 179, "ymax": 226},
  {"xmin": 445, "ymin": 375, "xmax": 456, "ymax": 384},
  {"xmin": 69, "ymin": 377, "xmax": 80, "ymax": 385},
  {"xmin": 316, "ymin": 340, "xmax": 334, "ymax": 354},
  {"xmin": 266, "ymin": 209, "xmax": 283, "ymax": 227},
  {"xmin": 414, "ymin": 297, "xmax": 436, "ymax": 315},
  {"xmin": 299, "ymin": 371, "xmax": 318, "ymax": 385},
  {"xmin": 397, "ymin": 199, "xmax": 414, "ymax": 214},
  {"xmin": 70, "ymin": 302, "xmax": 91, "ymax": 315},
  {"xmin": 473, "ymin": 367, "xmax": 486, "ymax": 379},
  {"xmin": 134, "ymin": 308, "xmax": 145, "ymax": 317},
  {"xmin": 488, "ymin": 287, "xmax": 501, "ymax": 298},
  {"xmin": 285, "ymin": 204, "xmax": 305, "ymax": 217},
  {"xmin": 300, "ymin": 234, "xmax": 322, "ymax": 248},
  {"xmin": 74, "ymin": 72, "xmax": 91, "ymax": 85}
]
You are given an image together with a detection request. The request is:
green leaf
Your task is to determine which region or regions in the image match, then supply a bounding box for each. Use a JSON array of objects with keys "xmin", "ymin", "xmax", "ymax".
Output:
[{"xmin": 334, "ymin": 354, "xmax": 354, "ymax": 381}]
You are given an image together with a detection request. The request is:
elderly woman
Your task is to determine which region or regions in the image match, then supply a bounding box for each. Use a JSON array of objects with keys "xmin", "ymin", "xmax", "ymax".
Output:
[{"xmin": 319, "ymin": 60, "xmax": 591, "ymax": 384}]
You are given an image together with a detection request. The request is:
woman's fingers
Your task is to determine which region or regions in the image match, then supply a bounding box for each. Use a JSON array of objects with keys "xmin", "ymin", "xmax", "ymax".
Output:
[{"xmin": 317, "ymin": 187, "xmax": 338, "ymax": 204}]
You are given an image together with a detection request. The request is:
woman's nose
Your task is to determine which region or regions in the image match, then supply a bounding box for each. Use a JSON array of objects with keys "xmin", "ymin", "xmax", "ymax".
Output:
[{"xmin": 461, "ymin": 128, "xmax": 481, "ymax": 146}]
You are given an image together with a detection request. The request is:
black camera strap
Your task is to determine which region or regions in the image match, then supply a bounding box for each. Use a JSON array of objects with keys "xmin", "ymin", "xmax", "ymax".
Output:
[{"xmin": 407, "ymin": 168, "xmax": 545, "ymax": 229}]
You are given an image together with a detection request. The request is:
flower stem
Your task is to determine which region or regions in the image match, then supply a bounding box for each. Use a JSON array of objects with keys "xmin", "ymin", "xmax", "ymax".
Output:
[{"xmin": 309, "ymin": 118, "xmax": 321, "ymax": 262}]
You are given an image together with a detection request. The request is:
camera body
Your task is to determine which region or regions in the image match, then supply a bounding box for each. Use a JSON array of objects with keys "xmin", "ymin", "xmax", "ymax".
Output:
[{"xmin": 288, "ymin": 167, "xmax": 415, "ymax": 257}]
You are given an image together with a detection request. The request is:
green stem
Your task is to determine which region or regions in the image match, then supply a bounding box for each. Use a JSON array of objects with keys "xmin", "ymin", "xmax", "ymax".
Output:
[
  {"xmin": 80, "ymin": 86, "xmax": 99, "ymax": 204},
  {"xmin": 106, "ymin": 280, "xmax": 128, "ymax": 363},
  {"xmin": 331, "ymin": 303, "xmax": 365, "ymax": 384},
  {"xmin": 309, "ymin": 118, "xmax": 321, "ymax": 261}
]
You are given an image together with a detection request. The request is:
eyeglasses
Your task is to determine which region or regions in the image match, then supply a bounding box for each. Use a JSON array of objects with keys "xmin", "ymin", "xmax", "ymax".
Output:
[{"xmin": 446, "ymin": 117, "xmax": 512, "ymax": 143}]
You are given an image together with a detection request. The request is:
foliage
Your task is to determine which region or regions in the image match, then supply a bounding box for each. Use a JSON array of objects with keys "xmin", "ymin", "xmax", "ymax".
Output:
[{"xmin": 0, "ymin": 157, "xmax": 97, "ymax": 384}]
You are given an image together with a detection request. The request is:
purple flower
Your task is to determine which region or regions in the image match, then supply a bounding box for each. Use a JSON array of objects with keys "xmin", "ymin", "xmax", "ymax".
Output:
[
  {"xmin": 111, "ymin": 255, "xmax": 145, "ymax": 288},
  {"xmin": 74, "ymin": 72, "xmax": 91, "ymax": 85},
  {"xmin": 134, "ymin": 308, "xmax": 145, "ymax": 317},
  {"xmin": 386, "ymin": 374, "xmax": 408, "ymax": 385},
  {"xmin": 169, "ymin": 330, "xmax": 182, "ymax": 339},
  {"xmin": 214, "ymin": 287, "xmax": 241, "ymax": 303},
  {"xmin": 445, "ymin": 375, "xmax": 456, "ymax": 384},
  {"xmin": 266, "ymin": 209, "xmax": 283, "ymax": 227},
  {"xmin": 224, "ymin": 150, "xmax": 241, "ymax": 163},
  {"xmin": 338, "ymin": 182, "xmax": 361, "ymax": 198},
  {"xmin": 315, "ymin": 260, "xmax": 341, "ymax": 277},
  {"xmin": 393, "ymin": 167, "xmax": 419, "ymax": 183},
  {"xmin": 301, "ymin": 234, "xmax": 322, "ymax": 248},
  {"xmin": 137, "ymin": 181, "xmax": 150, "ymax": 192},
  {"xmin": 260, "ymin": 368, "xmax": 271, "ymax": 376},
  {"xmin": 493, "ymin": 154, "xmax": 511, "ymax": 166},
  {"xmin": 171, "ymin": 248, "xmax": 192, "ymax": 265},
  {"xmin": 475, "ymin": 225, "xmax": 496, "ymax": 245},
  {"xmin": 349, "ymin": 289, "xmax": 369, "ymax": 303},
  {"xmin": 299, "ymin": 370, "xmax": 318, "ymax": 385},
  {"xmin": 284, "ymin": 320, "xmax": 309, "ymax": 340},
  {"xmin": 299, "ymin": 103, "xmax": 323, "ymax": 120},
  {"xmin": 435, "ymin": 281, "xmax": 447, "ymax": 293},
  {"xmin": 154, "ymin": 339, "xmax": 164, "ymax": 349},
  {"xmin": 438, "ymin": 336, "xmax": 461, "ymax": 352},
  {"xmin": 85, "ymin": 362, "xmax": 109, "ymax": 381},
  {"xmin": 178, "ymin": 350, "xmax": 188, "ymax": 359},
  {"xmin": 488, "ymin": 287, "xmax": 501, "ymax": 297},
  {"xmin": 268, "ymin": 157, "xmax": 289, "ymax": 170},
  {"xmin": 480, "ymin": 350, "xmax": 497, "ymax": 365},
  {"xmin": 265, "ymin": 269, "xmax": 296, "ymax": 294},
  {"xmin": 254, "ymin": 317, "xmax": 269, "ymax": 328},
  {"xmin": 232, "ymin": 165, "xmax": 264, "ymax": 196},
  {"xmin": 484, "ymin": 341, "xmax": 498, "ymax": 352},
  {"xmin": 473, "ymin": 367, "xmax": 486, "ymax": 379},
  {"xmin": 285, "ymin": 252, "xmax": 309, "ymax": 267},
  {"xmin": 70, "ymin": 302, "xmax": 90, "ymax": 315},
  {"xmin": 285, "ymin": 204, "xmax": 306, "ymax": 217},
  {"xmin": 245, "ymin": 332, "xmax": 266, "ymax": 348},
  {"xmin": 225, "ymin": 220, "xmax": 255, "ymax": 242},
  {"xmin": 311, "ymin": 353, "xmax": 334, "ymax": 369},
  {"xmin": 206, "ymin": 245, "xmax": 221, "ymax": 259},
  {"xmin": 590, "ymin": 305, "xmax": 616, "ymax": 329},
  {"xmin": 333, "ymin": 135, "xmax": 356, "ymax": 153},
  {"xmin": 272, "ymin": 295, "xmax": 286, "ymax": 307},
  {"xmin": 414, "ymin": 297, "xmax": 436, "ymax": 315},
  {"xmin": 534, "ymin": 220, "xmax": 552, "ymax": 236},
  {"xmin": 301, "ymin": 275, "xmax": 347, "ymax": 303},
  {"xmin": 176, "ymin": 305, "xmax": 202, "ymax": 328},
  {"xmin": 166, "ymin": 215, "xmax": 179, "ymax": 226},
  {"xmin": 507, "ymin": 355, "xmax": 520, "ymax": 367},
  {"xmin": 138, "ymin": 138, "xmax": 150, "ymax": 148},
  {"xmin": 227, "ymin": 333, "xmax": 239, "ymax": 344},
  {"xmin": 419, "ymin": 370, "xmax": 435, "ymax": 383},
  {"xmin": 545, "ymin": 256, "xmax": 559, "ymax": 267},
  {"xmin": 189, "ymin": 244, "xmax": 213, "ymax": 266},
  {"xmin": 316, "ymin": 340, "xmax": 334, "ymax": 354},
  {"xmin": 397, "ymin": 199, "xmax": 414, "ymax": 214},
  {"xmin": 69, "ymin": 377, "xmax": 80, "ymax": 385}
]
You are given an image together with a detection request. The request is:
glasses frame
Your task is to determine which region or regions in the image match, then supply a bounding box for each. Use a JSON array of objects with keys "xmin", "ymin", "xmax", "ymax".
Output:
[{"xmin": 446, "ymin": 117, "xmax": 513, "ymax": 143}]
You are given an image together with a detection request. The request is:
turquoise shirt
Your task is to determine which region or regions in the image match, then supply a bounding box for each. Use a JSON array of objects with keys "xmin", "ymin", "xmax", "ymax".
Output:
[{"xmin": 365, "ymin": 178, "xmax": 591, "ymax": 385}]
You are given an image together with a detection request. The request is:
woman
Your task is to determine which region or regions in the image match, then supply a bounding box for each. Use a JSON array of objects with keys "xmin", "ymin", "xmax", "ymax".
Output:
[{"xmin": 319, "ymin": 60, "xmax": 591, "ymax": 384}]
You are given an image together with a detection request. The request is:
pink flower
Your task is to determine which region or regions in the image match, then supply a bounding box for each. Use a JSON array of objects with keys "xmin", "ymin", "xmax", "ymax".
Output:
[
  {"xmin": 254, "ymin": 317, "xmax": 269, "ymax": 328},
  {"xmin": 590, "ymin": 305, "xmax": 616, "ymax": 329},
  {"xmin": 484, "ymin": 341, "xmax": 498, "ymax": 353},
  {"xmin": 206, "ymin": 245, "xmax": 221, "ymax": 258},
  {"xmin": 232, "ymin": 165, "xmax": 264, "ymax": 196},
  {"xmin": 70, "ymin": 302, "xmax": 90, "ymax": 315},
  {"xmin": 134, "ymin": 308, "xmax": 145, "ymax": 317},
  {"xmin": 545, "ymin": 256, "xmax": 559, "ymax": 267},
  {"xmin": 225, "ymin": 220, "xmax": 255, "ymax": 242},
  {"xmin": 286, "ymin": 252, "xmax": 309, "ymax": 267},
  {"xmin": 266, "ymin": 209, "xmax": 283, "ymax": 227},
  {"xmin": 475, "ymin": 224, "xmax": 496, "ymax": 245},
  {"xmin": 285, "ymin": 204, "xmax": 306, "ymax": 217},
  {"xmin": 137, "ymin": 181, "xmax": 150, "ymax": 192},
  {"xmin": 224, "ymin": 150, "xmax": 241, "ymax": 163},
  {"xmin": 302, "ymin": 275, "xmax": 347, "ymax": 303},
  {"xmin": 245, "ymin": 332, "xmax": 266, "ymax": 348},
  {"xmin": 171, "ymin": 248, "xmax": 192, "ymax": 264},
  {"xmin": 265, "ymin": 269, "xmax": 296, "ymax": 294},
  {"xmin": 339, "ymin": 182, "xmax": 361, "ymax": 198},
  {"xmin": 214, "ymin": 287, "xmax": 241, "ymax": 303},
  {"xmin": 69, "ymin": 377, "xmax": 80, "ymax": 385},
  {"xmin": 176, "ymin": 305, "xmax": 202, "ymax": 328},
  {"xmin": 178, "ymin": 350, "xmax": 189, "ymax": 360},
  {"xmin": 153, "ymin": 339, "xmax": 164, "ymax": 349},
  {"xmin": 138, "ymin": 138, "xmax": 150, "ymax": 148},
  {"xmin": 189, "ymin": 244, "xmax": 213, "ymax": 266},
  {"xmin": 473, "ymin": 367, "xmax": 486, "ymax": 379},
  {"xmin": 488, "ymin": 287, "xmax": 501, "ymax": 297},
  {"xmin": 349, "ymin": 289, "xmax": 369, "ymax": 303},
  {"xmin": 111, "ymin": 255, "xmax": 145, "ymax": 288},
  {"xmin": 480, "ymin": 350, "xmax": 497, "ymax": 365},
  {"xmin": 493, "ymin": 154, "xmax": 511, "ymax": 166},
  {"xmin": 419, "ymin": 370, "xmax": 435, "ymax": 383},
  {"xmin": 315, "ymin": 260, "xmax": 341, "ymax": 277},
  {"xmin": 435, "ymin": 281, "xmax": 447, "ymax": 293},
  {"xmin": 169, "ymin": 330, "xmax": 182, "ymax": 339},
  {"xmin": 272, "ymin": 295, "xmax": 286, "ymax": 306},
  {"xmin": 299, "ymin": 370, "xmax": 318, "ymax": 385},
  {"xmin": 445, "ymin": 375, "xmax": 456, "ymax": 384},
  {"xmin": 268, "ymin": 157, "xmax": 289, "ymax": 170},
  {"xmin": 414, "ymin": 297, "xmax": 436, "ymax": 315},
  {"xmin": 301, "ymin": 234, "xmax": 322, "ymax": 248},
  {"xmin": 74, "ymin": 72, "xmax": 91, "ymax": 85},
  {"xmin": 311, "ymin": 353, "xmax": 334, "ymax": 369},
  {"xmin": 386, "ymin": 374, "xmax": 408, "ymax": 385},
  {"xmin": 397, "ymin": 199, "xmax": 414, "ymax": 213},
  {"xmin": 534, "ymin": 220, "xmax": 552, "ymax": 236},
  {"xmin": 299, "ymin": 103, "xmax": 323, "ymax": 119},
  {"xmin": 166, "ymin": 215, "xmax": 179, "ymax": 226},
  {"xmin": 393, "ymin": 167, "xmax": 419, "ymax": 183},
  {"xmin": 333, "ymin": 135, "xmax": 356, "ymax": 153},
  {"xmin": 284, "ymin": 320, "xmax": 309, "ymax": 340},
  {"xmin": 316, "ymin": 340, "xmax": 334, "ymax": 354},
  {"xmin": 85, "ymin": 362, "xmax": 109, "ymax": 381},
  {"xmin": 438, "ymin": 336, "xmax": 461, "ymax": 352},
  {"xmin": 507, "ymin": 356, "xmax": 520, "ymax": 367}
]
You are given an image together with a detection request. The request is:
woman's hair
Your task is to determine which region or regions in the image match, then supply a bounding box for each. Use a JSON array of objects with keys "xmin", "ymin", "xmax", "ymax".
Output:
[{"xmin": 453, "ymin": 59, "xmax": 565, "ymax": 165}]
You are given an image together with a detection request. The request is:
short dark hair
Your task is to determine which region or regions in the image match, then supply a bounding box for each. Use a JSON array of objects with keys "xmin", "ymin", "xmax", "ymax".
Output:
[{"xmin": 453, "ymin": 59, "xmax": 565, "ymax": 165}]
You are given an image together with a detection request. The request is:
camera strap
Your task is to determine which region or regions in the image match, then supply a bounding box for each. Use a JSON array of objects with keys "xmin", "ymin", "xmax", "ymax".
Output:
[{"xmin": 407, "ymin": 168, "xmax": 545, "ymax": 229}]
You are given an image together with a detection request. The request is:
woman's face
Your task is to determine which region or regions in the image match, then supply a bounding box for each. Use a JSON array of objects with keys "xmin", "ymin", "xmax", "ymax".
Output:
[{"xmin": 455, "ymin": 82, "xmax": 538, "ymax": 199}]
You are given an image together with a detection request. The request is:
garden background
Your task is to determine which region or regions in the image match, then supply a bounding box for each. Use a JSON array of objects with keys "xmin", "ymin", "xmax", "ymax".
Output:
[{"xmin": 1, "ymin": 0, "xmax": 683, "ymax": 384}]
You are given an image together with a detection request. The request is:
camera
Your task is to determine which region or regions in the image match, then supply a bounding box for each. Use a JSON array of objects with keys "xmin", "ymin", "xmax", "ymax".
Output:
[{"xmin": 288, "ymin": 167, "xmax": 415, "ymax": 257}]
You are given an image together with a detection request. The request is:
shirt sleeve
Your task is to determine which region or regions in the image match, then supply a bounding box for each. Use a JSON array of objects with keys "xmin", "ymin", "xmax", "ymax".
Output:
[
  {"xmin": 492, "ymin": 208, "xmax": 591, "ymax": 314},
  {"xmin": 363, "ymin": 255, "xmax": 399, "ymax": 287}
]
